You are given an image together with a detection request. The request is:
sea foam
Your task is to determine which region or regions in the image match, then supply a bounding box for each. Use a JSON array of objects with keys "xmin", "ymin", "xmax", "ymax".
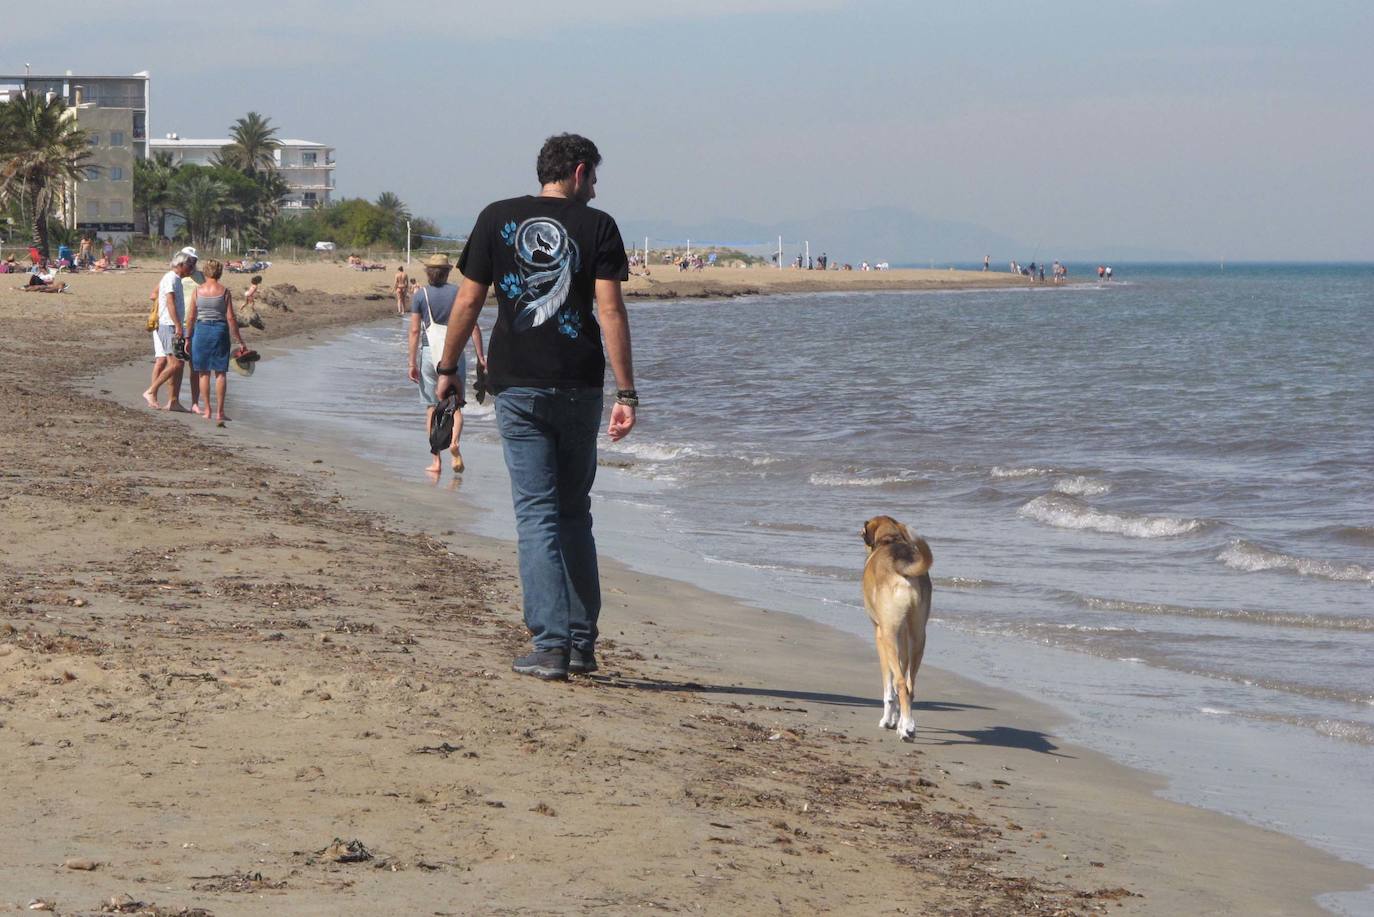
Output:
[
  {"xmin": 1077, "ymin": 593, "xmax": 1374, "ymax": 632},
  {"xmin": 1218, "ymin": 540, "xmax": 1374, "ymax": 584},
  {"xmin": 1019, "ymin": 494, "xmax": 1206, "ymax": 538},
  {"xmin": 607, "ymin": 441, "xmax": 696, "ymax": 462},
  {"xmin": 809, "ymin": 470, "xmax": 928, "ymax": 488},
  {"xmin": 991, "ymin": 465, "xmax": 1057, "ymax": 479},
  {"xmin": 1052, "ymin": 475, "xmax": 1112, "ymax": 497}
]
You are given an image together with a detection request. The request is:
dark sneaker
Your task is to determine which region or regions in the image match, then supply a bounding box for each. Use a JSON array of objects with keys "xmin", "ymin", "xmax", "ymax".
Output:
[
  {"xmin": 512, "ymin": 650, "xmax": 569, "ymax": 681},
  {"xmin": 569, "ymin": 647, "xmax": 598, "ymax": 675}
]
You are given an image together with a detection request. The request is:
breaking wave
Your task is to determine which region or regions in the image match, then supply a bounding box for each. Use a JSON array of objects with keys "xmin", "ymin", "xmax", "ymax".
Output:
[
  {"xmin": 1019, "ymin": 494, "xmax": 1207, "ymax": 538},
  {"xmin": 933, "ymin": 576, "xmax": 999, "ymax": 590},
  {"xmin": 1052, "ymin": 475, "xmax": 1112, "ymax": 497},
  {"xmin": 606, "ymin": 441, "xmax": 697, "ymax": 462},
  {"xmin": 809, "ymin": 470, "xmax": 930, "ymax": 489},
  {"xmin": 1217, "ymin": 540, "xmax": 1374, "ymax": 584},
  {"xmin": 991, "ymin": 465, "xmax": 1057, "ymax": 479},
  {"xmin": 1074, "ymin": 594, "xmax": 1374, "ymax": 632}
]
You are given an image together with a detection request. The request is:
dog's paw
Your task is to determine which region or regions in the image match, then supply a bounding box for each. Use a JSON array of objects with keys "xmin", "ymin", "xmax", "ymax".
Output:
[
  {"xmin": 898, "ymin": 717, "xmax": 917, "ymax": 740},
  {"xmin": 879, "ymin": 711, "xmax": 898, "ymax": 730}
]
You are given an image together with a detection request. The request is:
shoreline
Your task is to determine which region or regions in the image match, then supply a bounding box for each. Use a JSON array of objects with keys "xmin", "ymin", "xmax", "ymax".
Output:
[
  {"xmin": 621, "ymin": 264, "xmax": 1058, "ymax": 299},
  {"xmin": 2, "ymin": 264, "xmax": 1368, "ymax": 913},
  {"xmin": 92, "ymin": 323, "xmax": 1374, "ymax": 914}
]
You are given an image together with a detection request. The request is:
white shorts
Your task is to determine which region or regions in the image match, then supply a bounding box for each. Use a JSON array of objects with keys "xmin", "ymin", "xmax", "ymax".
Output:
[
  {"xmin": 418, "ymin": 346, "xmax": 464, "ymax": 407},
  {"xmin": 153, "ymin": 324, "xmax": 174, "ymax": 359}
]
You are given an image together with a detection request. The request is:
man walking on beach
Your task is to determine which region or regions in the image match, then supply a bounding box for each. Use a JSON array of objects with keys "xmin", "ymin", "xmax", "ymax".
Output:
[
  {"xmin": 434, "ymin": 133, "xmax": 637, "ymax": 681},
  {"xmin": 142, "ymin": 251, "xmax": 195, "ymax": 411}
]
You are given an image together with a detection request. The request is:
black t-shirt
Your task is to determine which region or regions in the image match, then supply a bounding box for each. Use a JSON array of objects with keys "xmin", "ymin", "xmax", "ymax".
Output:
[{"xmin": 459, "ymin": 196, "xmax": 629, "ymax": 390}]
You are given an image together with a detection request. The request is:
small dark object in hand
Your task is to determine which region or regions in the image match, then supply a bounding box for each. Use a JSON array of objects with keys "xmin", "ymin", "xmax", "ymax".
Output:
[
  {"xmin": 474, "ymin": 363, "xmax": 488, "ymax": 404},
  {"xmin": 429, "ymin": 394, "xmax": 458, "ymax": 455},
  {"xmin": 173, "ymin": 336, "xmax": 190, "ymax": 361}
]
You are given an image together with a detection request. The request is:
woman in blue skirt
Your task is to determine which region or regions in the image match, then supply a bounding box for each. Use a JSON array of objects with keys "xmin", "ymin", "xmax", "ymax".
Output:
[{"xmin": 186, "ymin": 259, "xmax": 248, "ymax": 425}]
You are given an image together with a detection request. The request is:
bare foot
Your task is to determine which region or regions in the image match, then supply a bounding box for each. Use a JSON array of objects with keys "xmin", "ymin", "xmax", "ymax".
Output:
[
  {"xmin": 141, "ymin": 391, "xmax": 159, "ymax": 409},
  {"xmin": 426, "ymin": 457, "xmax": 442, "ymax": 475},
  {"xmin": 191, "ymin": 404, "xmax": 205, "ymax": 416},
  {"xmin": 166, "ymin": 401, "xmax": 189, "ymax": 413},
  {"xmin": 451, "ymin": 453, "xmax": 465, "ymax": 473},
  {"xmin": 215, "ymin": 414, "xmax": 230, "ymax": 423}
]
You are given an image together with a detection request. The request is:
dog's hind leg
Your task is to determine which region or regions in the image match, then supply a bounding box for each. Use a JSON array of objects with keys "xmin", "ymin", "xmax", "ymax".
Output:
[
  {"xmin": 893, "ymin": 624, "xmax": 917, "ymax": 741},
  {"xmin": 875, "ymin": 630, "xmax": 899, "ymax": 729},
  {"xmin": 906, "ymin": 629, "xmax": 927, "ymax": 701}
]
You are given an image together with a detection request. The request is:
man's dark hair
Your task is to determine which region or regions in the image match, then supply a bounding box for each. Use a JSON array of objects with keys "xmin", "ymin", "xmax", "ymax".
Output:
[{"xmin": 536, "ymin": 133, "xmax": 601, "ymax": 185}]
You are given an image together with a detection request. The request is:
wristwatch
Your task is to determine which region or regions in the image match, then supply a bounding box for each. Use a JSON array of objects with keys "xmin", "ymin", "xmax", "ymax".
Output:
[{"xmin": 435, "ymin": 363, "xmax": 459, "ymax": 376}]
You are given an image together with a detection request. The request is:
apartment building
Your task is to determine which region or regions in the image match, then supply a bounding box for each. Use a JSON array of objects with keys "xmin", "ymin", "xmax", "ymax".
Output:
[
  {"xmin": 65, "ymin": 104, "xmax": 137, "ymax": 236},
  {"xmin": 0, "ymin": 71, "xmax": 150, "ymax": 241},
  {"xmin": 0, "ymin": 71, "xmax": 150, "ymax": 158},
  {"xmin": 149, "ymin": 135, "xmax": 336, "ymax": 210}
]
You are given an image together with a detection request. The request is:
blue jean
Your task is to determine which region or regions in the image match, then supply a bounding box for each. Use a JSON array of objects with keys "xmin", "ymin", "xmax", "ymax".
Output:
[{"xmin": 494, "ymin": 387, "xmax": 604, "ymax": 654}]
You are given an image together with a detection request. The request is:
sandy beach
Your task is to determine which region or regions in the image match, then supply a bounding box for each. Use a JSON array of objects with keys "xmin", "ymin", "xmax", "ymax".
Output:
[{"xmin": 2, "ymin": 259, "xmax": 1369, "ymax": 915}]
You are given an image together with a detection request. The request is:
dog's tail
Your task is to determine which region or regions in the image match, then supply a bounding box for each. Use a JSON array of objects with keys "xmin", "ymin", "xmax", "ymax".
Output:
[{"xmin": 895, "ymin": 537, "xmax": 933, "ymax": 578}]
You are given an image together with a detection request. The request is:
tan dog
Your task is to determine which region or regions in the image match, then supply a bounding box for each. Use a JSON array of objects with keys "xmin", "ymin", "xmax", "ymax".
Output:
[{"xmin": 861, "ymin": 515, "xmax": 933, "ymax": 740}]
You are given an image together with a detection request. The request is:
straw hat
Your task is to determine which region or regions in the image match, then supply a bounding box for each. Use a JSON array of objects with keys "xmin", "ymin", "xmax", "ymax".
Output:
[{"xmin": 422, "ymin": 253, "xmax": 452, "ymax": 268}]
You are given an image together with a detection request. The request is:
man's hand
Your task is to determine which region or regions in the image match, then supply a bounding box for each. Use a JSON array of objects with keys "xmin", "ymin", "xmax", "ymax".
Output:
[
  {"xmin": 434, "ymin": 373, "xmax": 455, "ymax": 403},
  {"xmin": 607, "ymin": 403, "xmax": 635, "ymax": 442}
]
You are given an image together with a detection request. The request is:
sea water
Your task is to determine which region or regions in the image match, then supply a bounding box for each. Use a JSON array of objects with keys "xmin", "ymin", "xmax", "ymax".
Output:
[{"xmin": 243, "ymin": 264, "xmax": 1373, "ymax": 912}]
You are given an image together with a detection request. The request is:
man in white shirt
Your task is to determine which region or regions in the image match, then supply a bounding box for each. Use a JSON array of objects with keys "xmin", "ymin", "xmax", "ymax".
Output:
[
  {"xmin": 174, "ymin": 247, "xmax": 204, "ymax": 414},
  {"xmin": 142, "ymin": 251, "xmax": 195, "ymax": 410}
]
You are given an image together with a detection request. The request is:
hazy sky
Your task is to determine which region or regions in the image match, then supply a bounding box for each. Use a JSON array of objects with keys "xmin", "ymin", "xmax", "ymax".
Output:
[{"xmin": 6, "ymin": 0, "xmax": 1371, "ymax": 259}]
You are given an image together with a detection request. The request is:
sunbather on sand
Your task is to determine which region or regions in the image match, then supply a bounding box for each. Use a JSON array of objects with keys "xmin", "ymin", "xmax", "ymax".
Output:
[{"xmin": 20, "ymin": 280, "xmax": 68, "ymax": 293}]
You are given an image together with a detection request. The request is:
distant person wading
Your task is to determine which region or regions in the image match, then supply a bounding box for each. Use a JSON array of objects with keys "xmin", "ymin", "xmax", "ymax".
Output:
[{"xmin": 407, "ymin": 253, "xmax": 485, "ymax": 476}]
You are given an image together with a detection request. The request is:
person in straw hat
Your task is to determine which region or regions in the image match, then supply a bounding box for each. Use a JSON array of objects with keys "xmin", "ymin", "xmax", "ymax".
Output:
[{"xmin": 407, "ymin": 252, "xmax": 486, "ymax": 475}]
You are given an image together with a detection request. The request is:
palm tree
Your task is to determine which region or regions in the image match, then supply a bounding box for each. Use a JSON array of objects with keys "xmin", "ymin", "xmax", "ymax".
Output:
[
  {"xmin": 253, "ymin": 169, "xmax": 290, "ymax": 226},
  {"xmin": 375, "ymin": 191, "xmax": 411, "ymax": 246},
  {"xmin": 171, "ymin": 170, "xmax": 235, "ymax": 247},
  {"xmin": 219, "ymin": 112, "xmax": 280, "ymax": 174},
  {"xmin": 0, "ymin": 92, "xmax": 93, "ymax": 258},
  {"xmin": 134, "ymin": 150, "xmax": 178, "ymax": 239}
]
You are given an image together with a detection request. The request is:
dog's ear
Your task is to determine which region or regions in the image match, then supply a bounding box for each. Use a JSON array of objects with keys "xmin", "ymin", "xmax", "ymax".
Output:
[
  {"xmin": 862, "ymin": 519, "xmax": 876, "ymax": 546},
  {"xmin": 903, "ymin": 524, "xmax": 917, "ymax": 544}
]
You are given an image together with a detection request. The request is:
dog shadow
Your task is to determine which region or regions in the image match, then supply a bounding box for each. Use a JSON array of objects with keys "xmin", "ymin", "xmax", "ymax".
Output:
[
  {"xmin": 598, "ymin": 676, "xmax": 1069, "ymax": 758},
  {"xmin": 597, "ymin": 674, "xmax": 990, "ymax": 714},
  {"xmin": 916, "ymin": 723, "xmax": 1074, "ymax": 758}
]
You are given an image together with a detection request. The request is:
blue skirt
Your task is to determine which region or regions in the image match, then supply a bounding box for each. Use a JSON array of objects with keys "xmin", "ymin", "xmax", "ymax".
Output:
[{"xmin": 191, "ymin": 320, "xmax": 231, "ymax": 372}]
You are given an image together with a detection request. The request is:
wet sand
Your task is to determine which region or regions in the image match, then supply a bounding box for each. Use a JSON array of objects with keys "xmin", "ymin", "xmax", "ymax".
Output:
[{"xmin": 1, "ymin": 260, "xmax": 1368, "ymax": 914}]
